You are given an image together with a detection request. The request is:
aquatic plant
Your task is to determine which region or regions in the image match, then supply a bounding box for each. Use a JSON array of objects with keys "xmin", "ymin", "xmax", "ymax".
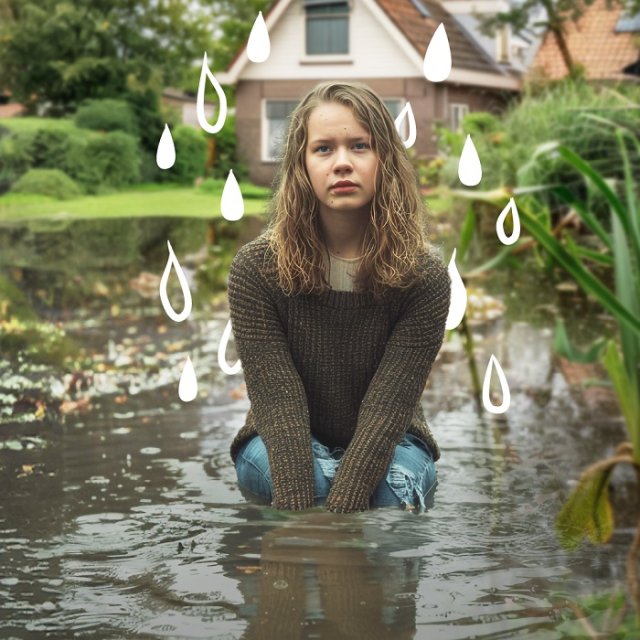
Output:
[{"xmin": 451, "ymin": 122, "xmax": 640, "ymax": 631}]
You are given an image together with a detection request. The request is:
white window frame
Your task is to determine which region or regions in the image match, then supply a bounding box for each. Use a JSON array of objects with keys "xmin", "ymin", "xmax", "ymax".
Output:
[
  {"xmin": 450, "ymin": 103, "xmax": 469, "ymax": 132},
  {"xmin": 262, "ymin": 99, "xmax": 299, "ymax": 163},
  {"xmin": 304, "ymin": 0, "xmax": 350, "ymax": 56}
]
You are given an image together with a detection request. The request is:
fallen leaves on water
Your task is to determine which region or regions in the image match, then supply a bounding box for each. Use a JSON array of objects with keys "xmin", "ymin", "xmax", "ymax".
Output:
[
  {"xmin": 34, "ymin": 401, "xmax": 46, "ymax": 420},
  {"xmin": 229, "ymin": 384, "xmax": 247, "ymax": 400},
  {"xmin": 129, "ymin": 272, "xmax": 161, "ymax": 299},
  {"xmin": 59, "ymin": 397, "xmax": 92, "ymax": 415},
  {"xmin": 466, "ymin": 286, "xmax": 505, "ymax": 326},
  {"xmin": 236, "ymin": 565, "xmax": 262, "ymax": 575}
]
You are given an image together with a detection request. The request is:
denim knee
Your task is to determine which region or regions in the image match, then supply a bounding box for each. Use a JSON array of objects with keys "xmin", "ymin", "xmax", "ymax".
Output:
[
  {"xmin": 235, "ymin": 435, "xmax": 273, "ymax": 504},
  {"xmin": 310, "ymin": 438, "xmax": 337, "ymax": 505},
  {"xmin": 371, "ymin": 434, "xmax": 437, "ymax": 512},
  {"xmin": 235, "ymin": 435, "xmax": 336, "ymax": 507}
]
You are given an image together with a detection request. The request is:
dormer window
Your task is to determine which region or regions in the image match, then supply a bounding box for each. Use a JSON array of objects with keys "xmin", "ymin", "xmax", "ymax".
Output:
[{"xmin": 304, "ymin": 0, "xmax": 350, "ymax": 55}]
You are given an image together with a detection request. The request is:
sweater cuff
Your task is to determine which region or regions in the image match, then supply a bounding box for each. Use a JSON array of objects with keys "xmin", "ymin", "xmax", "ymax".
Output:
[
  {"xmin": 324, "ymin": 482, "xmax": 371, "ymax": 513},
  {"xmin": 267, "ymin": 436, "xmax": 316, "ymax": 511}
]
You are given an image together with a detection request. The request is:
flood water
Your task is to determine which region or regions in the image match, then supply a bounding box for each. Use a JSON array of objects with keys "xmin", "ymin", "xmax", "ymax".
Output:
[{"xmin": 0, "ymin": 217, "xmax": 636, "ymax": 639}]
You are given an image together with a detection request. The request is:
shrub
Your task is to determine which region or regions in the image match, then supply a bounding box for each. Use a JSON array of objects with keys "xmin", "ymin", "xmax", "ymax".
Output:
[
  {"xmin": 436, "ymin": 80, "xmax": 640, "ymax": 221},
  {"xmin": 11, "ymin": 168, "xmax": 83, "ymax": 200},
  {"xmin": 209, "ymin": 114, "xmax": 248, "ymax": 181},
  {"xmin": 123, "ymin": 90, "xmax": 168, "ymax": 155},
  {"xmin": 0, "ymin": 126, "xmax": 94, "ymax": 191},
  {"xmin": 0, "ymin": 131, "xmax": 35, "ymax": 182},
  {"xmin": 74, "ymin": 99, "xmax": 139, "ymax": 136},
  {"xmin": 164, "ymin": 125, "xmax": 207, "ymax": 184},
  {"xmin": 67, "ymin": 131, "xmax": 141, "ymax": 192}
]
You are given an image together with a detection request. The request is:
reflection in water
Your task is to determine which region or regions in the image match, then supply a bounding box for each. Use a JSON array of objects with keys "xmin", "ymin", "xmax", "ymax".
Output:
[{"xmin": 235, "ymin": 514, "xmax": 417, "ymax": 639}]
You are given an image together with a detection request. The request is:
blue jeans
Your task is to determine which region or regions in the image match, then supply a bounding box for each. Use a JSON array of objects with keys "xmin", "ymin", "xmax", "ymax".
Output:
[{"xmin": 234, "ymin": 433, "xmax": 437, "ymax": 512}]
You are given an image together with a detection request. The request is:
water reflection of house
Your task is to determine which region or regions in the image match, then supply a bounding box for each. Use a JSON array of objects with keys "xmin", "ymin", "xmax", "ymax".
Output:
[
  {"xmin": 216, "ymin": 0, "xmax": 524, "ymax": 187},
  {"xmin": 530, "ymin": 0, "xmax": 640, "ymax": 81}
]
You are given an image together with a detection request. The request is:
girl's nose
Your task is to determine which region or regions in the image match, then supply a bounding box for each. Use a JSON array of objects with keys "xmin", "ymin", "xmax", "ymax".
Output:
[{"xmin": 333, "ymin": 147, "xmax": 353, "ymax": 170}]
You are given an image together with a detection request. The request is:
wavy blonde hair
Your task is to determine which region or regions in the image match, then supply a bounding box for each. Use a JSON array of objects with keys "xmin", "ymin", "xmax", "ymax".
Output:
[{"xmin": 266, "ymin": 81, "xmax": 430, "ymax": 302}]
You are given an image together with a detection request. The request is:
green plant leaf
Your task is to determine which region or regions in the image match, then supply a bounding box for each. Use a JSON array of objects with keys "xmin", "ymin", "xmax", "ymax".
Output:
[
  {"xmin": 555, "ymin": 145, "xmax": 640, "ymax": 265},
  {"xmin": 519, "ymin": 206, "xmax": 640, "ymax": 336},
  {"xmin": 612, "ymin": 206, "xmax": 640, "ymax": 387},
  {"xmin": 553, "ymin": 319, "xmax": 606, "ymax": 363},
  {"xmin": 565, "ymin": 241, "xmax": 613, "ymax": 267},
  {"xmin": 556, "ymin": 462, "xmax": 615, "ymax": 550},
  {"xmin": 457, "ymin": 203, "xmax": 476, "ymax": 264},
  {"xmin": 551, "ymin": 185, "xmax": 612, "ymax": 251},
  {"xmin": 463, "ymin": 244, "xmax": 517, "ymax": 278},
  {"xmin": 601, "ymin": 340, "xmax": 640, "ymax": 462}
]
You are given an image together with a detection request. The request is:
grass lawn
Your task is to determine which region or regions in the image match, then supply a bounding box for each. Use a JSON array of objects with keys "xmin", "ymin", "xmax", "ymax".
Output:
[
  {"xmin": 0, "ymin": 116, "xmax": 76, "ymax": 133},
  {"xmin": 0, "ymin": 183, "xmax": 271, "ymax": 222},
  {"xmin": 0, "ymin": 181, "xmax": 450, "ymax": 223}
]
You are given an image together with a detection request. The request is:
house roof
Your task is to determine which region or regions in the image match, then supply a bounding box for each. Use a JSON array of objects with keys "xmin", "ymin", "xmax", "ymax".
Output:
[
  {"xmin": 531, "ymin": 0, "xmax": 640, "ymax": 81},
  {"xmin": 376, "ymin": 0, "xmax": 508, "ymax": 76},
  {"xmin": 218, "ymin": 0, "xmax": 520, "ymax": 89}
]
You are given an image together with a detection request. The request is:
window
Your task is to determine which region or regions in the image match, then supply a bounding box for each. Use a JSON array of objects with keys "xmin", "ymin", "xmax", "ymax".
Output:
[
  {"xmin": 382, "ymin": 99, "xmax": 409, "ymax": 140},
  {"xmin": 305, "ymin": 1, "xmax": 349, "ymax": 55},
  {"xmin": 450, "ymin": 103, "xmax": 469, "ymax": 132},
  {"xmin": 496, "ymin": 25, "xmax": 510, "ymax": 64},
  {"xmin": 264, "ymin": 100, "xmax": 299, "ymax": 161},
  {"xmin": 383, "ymin": 100, "xmax": 403, "ymax": 119}
]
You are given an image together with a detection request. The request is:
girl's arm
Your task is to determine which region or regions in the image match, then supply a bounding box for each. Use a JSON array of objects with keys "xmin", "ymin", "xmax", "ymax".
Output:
[
  {"xmin": 228, "ymin": 245, "xmax": 315, "ymax": 510},
  {"xmin": 325, "ymin": 253, "xmax": 451, "ymax": 513}
]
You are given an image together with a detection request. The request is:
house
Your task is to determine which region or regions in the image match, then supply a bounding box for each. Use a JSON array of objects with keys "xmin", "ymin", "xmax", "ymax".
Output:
[
  {"xmin": 161, "ymin": 88, "xmax": 218, "ymax": 128},
  {"xmin": 215, "ymin": 0, "xmax": 522, "ymax": 187},
  {"xmin": 531, "ymin": 0, "xmax": 640, "ymax": 81},
  {"xmin": 441, "ymin": 0, "xmax": 544, "ymax": 72}
]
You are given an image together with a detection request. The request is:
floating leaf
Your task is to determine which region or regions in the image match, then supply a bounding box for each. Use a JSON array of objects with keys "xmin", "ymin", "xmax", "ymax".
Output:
[{"xmin": 556, "ymin": 463, "xmax": 616, "ymax": 549}]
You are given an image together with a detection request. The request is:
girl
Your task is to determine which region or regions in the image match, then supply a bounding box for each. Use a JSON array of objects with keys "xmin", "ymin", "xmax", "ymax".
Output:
[{"xmin": 227, "ymin": 82, "xmax": 451, "ymax": 514}]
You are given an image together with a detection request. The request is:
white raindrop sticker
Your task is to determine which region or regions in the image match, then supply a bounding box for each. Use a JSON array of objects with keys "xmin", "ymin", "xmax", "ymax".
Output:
[
  {"xmin": 423, "ymin": 24, "xmax": 451, "ymax": 83},
  {"xmin": 156, "ymin": 124, "xmax": 176, "ymax": 170},
  {"xmin": 458, "ymin": 135, "xmax": 482, "ymax": 186},
  {"xmin": 482, "ymin": 354, "xmax": 511, "ymax": 414},
  {"xmin": 179, "ymin": 356, "xmax": 198, "ymax": 402},
  {"xmin": 247, "ymin": 11, "xmax": 271, "ymax": 63},
  {"xmin": 159, "ymin": 240, "xmax": 192, "ymax": 323},
  {"xmin": 496, "ymin": 197, "xmax": 521, "ymax": 245},
  {"xmin": 445, "ymin": 248, "xmax": 467, "ymax": 330},
  {"xmin": 197, "ymin": 52, "xmax": 228, "ymax": 134},
  {"xmin": 219, "ymin": 319, "xmax": 242, "ymax": 375},
  {"xmin": 394, "ymin": 102, "xmax": 417, "ymax": 149},
  {"xmin": 221, "ymin": 170, "xmax": 244, "ymax": 221}
]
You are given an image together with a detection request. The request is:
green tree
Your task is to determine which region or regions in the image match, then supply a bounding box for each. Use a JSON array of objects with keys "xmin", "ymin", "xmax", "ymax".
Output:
[
  {"xmin": 0, "ymin": 0, "xmax": 213, "ymax": 113},
  {"xmin": 481, "ymin": 0, "xmax": 640, "ymax": 78},
  {"xmin": 196, "ymin": 0, "xmax": 274, "ymax": 74}
]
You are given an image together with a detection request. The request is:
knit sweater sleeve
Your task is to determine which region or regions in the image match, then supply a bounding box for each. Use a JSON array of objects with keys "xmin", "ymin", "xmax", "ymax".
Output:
[
  {"xmin": 228, "ymin": 244, "xmax": 315, "ymax": 510},
  {"xmin": 325, "ymin": 253, "xmax": 451, "ymax": 513}
]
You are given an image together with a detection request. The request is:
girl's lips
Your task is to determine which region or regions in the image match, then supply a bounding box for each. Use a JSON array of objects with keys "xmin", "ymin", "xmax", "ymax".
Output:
[{"xmin": 330, "ymin": 184, "xmax": 358, "ymax": 193}]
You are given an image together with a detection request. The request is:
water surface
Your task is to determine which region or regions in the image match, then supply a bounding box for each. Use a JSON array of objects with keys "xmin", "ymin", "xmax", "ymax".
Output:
[{"xmin": 0, "ymin": 218, "xmax": 634, "ymax": 639}]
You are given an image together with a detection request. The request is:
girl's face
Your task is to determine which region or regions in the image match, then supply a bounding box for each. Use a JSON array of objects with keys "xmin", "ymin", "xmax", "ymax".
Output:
[{"xmin": 304, "ymin": 102, "xmax": 379, "ymax": 220}]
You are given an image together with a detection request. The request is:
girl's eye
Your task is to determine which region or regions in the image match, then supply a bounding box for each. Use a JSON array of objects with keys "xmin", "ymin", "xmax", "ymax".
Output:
[{"xmin": 313, "ymin": 142, "xmax": 369, "ymax": 153}]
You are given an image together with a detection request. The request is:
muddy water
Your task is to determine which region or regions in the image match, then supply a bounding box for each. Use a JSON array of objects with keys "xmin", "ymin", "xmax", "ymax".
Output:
[{"xmin": 0, "ymin": 219, "xmax": 636, "ymax": 639}]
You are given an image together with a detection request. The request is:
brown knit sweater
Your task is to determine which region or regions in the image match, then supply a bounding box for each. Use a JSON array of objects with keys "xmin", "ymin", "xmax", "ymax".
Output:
[{"xmin": 228, "ymin": 232, "xmax": 451, "ymax": 513}]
